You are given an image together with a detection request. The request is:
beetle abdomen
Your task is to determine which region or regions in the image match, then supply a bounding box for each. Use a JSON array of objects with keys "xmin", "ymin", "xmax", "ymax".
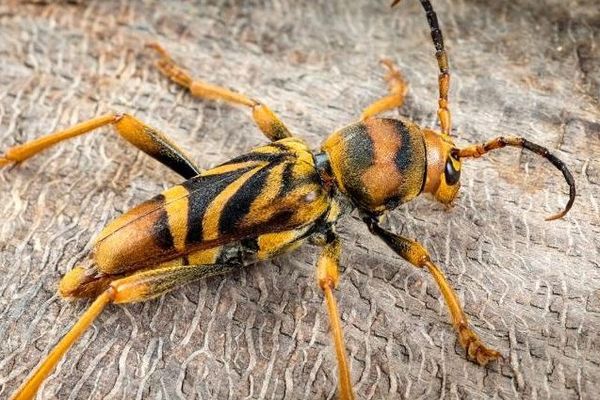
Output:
[
  {"xmin": 321, "ymin": 118, "xmax": 426, "ymax": 213},
  {"xmin": 92, "ymin": 138, "xmax": 330, "ymax": 274}
]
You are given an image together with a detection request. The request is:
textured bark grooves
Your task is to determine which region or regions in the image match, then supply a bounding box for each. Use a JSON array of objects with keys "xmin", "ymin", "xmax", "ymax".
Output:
[{"xmin": 0, "ymin": 1, "xmax": 598, "ymax": 399}]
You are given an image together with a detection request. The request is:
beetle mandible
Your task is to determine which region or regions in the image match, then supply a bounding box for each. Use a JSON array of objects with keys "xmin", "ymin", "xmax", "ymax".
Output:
[{"xmin": 1, "ymin": 1, "xmax": 575, "ymax": 399}]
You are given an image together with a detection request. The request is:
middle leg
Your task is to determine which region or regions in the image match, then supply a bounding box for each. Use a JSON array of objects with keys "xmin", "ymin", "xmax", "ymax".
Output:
[
  {"xmin": 316, "ymin": 234, "xmax": 355, "ymax": 400},
  {"xmin": 0, "ymin": 113, "xmax": 202, "ymax": 179},
  {"xmin": 361, "ymin": 59, "xmax": 408, "ymax": 121},
  {"xmin": 147, "ymin": 43, "xmax": 292, "ymax": 142}
]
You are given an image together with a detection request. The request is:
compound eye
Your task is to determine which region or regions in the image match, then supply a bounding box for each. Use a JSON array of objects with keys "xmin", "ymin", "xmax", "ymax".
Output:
[{"xmin": 444, "ymin": 157, "xmax": 461, "ymax": 185}]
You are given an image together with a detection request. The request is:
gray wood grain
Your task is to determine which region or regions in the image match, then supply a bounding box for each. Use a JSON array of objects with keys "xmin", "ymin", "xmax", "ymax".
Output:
[{"xmin": 0, "ymin": 1, "xmax": 598, "ymax": 399}]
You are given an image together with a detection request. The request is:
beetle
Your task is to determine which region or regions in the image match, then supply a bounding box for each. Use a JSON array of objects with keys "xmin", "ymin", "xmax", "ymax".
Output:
[{"xmin": 1, "ymin": 1, "xmax": 576, "ymax": 399}]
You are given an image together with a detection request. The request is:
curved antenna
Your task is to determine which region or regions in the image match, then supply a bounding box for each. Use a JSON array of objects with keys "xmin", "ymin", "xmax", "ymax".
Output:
[
  {"xmin": 392, "ymin": 0, "xmax": 451, "ymax": 136},
  {"xmin": 457, "ymin": 136, "xmax": 576, "ymax": 221}
]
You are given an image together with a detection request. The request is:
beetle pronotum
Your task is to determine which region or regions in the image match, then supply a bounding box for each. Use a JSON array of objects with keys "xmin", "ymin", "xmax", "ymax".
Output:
[{"xmin": 1, "ymin": 1, "xmax": 575, "ymax": 399}]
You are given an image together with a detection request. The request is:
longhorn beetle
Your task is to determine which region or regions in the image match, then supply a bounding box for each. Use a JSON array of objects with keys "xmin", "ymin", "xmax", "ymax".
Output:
[{"xmin": 2, "ymin": 1, "xmax": 575, "ymax": 399}]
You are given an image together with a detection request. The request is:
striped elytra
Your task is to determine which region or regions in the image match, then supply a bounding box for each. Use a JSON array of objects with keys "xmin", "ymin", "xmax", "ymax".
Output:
[{"xmin": 89, "ymin": 138, "xmax": 330, "ymax": 277}]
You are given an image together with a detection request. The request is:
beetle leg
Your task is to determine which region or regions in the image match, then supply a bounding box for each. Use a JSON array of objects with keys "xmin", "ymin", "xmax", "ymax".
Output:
[
  {"xmin": 11, "ymin": 262, "xmax": 234, "ymax": 400},
  {"xmin": 360, "ymin": 59, "xmax": 408, "ymax": 120},
  {"xmin": 0, "ymin": 113, "xmax": 201, "ymax": 179},
  {"xmin": 316, "ymin": 236, "xmax": 355, "ymax": 400},
  {"xmin": 147, "ymin": 43, "xmax": 292, "ymax": 141},
  {"xmin": 366, "ymin": 219, "xmax": 503, "ymax": 366}
]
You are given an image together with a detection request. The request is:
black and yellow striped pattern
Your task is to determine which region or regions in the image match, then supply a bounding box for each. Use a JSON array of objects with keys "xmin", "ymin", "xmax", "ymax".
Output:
[{"xmin": 59, "ymin": 138, "xmax": 331, "ymax": 297}]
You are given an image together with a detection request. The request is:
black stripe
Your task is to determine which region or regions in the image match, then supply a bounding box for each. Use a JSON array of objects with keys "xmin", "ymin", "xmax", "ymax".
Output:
[
  {"xmin": 182, "ymin": 167, "xmax": 254, "ymax": 245},
  {"xmin": 393, "ymin": 120, "xmax": 414, "ymax": 174},
  {"xmin": 277, "ymin": 162, "xmax": 296, "ymax": 197},
  {"xmin": 220, "ymin": 151, "xmax": 284, "ymax": 166},
  {"xmin": 145, "ymin": 127, "xmax": 201, "ymax": 179},
  {"xmin": 341, "ymin": 122, "xmax": 374, "ymax": 203},
  {"xmin": 269, "ymin": 142, "xmax": 292, "ymax": 151},
  {"xmin": 152, "ymin": 194, "xmax": 175, "ymax": 250},
  {"xmin": 218, "ymin": 161, "xmax": 281, "ymax": 235}
]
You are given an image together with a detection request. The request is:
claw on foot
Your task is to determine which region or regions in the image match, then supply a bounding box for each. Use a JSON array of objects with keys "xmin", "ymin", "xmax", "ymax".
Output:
[
  {"xmin": 146, "ymin": 42, "xmax": 192, "ymax": 88},
  {"xmin": 145, "ymin": 42, "xmax": 171, "ymax": 60},
  {"xmin": 379, "ymin": 59, "xmax": 407, "ymax": 95},
  {"xmin": 459, "ymin": 326, "xmax": 503, "ymax": 366}
]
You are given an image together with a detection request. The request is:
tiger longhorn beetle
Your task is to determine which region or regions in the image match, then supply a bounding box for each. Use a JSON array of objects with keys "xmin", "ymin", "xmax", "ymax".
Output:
[{"xmin": 1, "ymin": 1, "xmax": 575, "ymax": 399}]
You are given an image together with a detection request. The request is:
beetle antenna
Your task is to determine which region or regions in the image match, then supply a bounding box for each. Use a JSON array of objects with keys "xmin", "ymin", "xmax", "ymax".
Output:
[
  {"xmin": 392, "ymin": 0, "xmax": 451, "ymax": 136},
  {"xmin": 457, "ymin": 136, "xmax": 576, "ymax": 221}
]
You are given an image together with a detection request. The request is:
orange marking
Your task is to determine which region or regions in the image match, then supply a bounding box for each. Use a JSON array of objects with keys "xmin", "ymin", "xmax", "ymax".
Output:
[
  {"xmin": 321, "ymin": 131, "xmax": 348, "ymax": 193},
  {"xmin": 114, "ymin": 114, "xmax": 159, "ymax": 154},
  {"xmin": 94, "ymin": 199, "xmax": 167, "ymax": 274},
  {"xmin": 361, "ymin": 119, "xmax": 404, "ymax": 206}
]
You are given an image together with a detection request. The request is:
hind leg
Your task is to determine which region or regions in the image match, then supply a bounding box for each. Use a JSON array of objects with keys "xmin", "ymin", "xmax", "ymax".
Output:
[
  {"xmin": 361, "ymin": 59, "xmax": 408, "ymax": 120},
  {"xmin": 12, "ymin": 262, "xmax": 235, "ymax": 400},
  {"xmin": 148, "ymin": 43, "xmax": 292, "ymax": 141}
]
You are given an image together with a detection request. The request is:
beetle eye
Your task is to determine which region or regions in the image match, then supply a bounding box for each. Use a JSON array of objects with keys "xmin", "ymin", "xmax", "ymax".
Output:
[{"xmin": 444, "ymin": 158, "xmax": 461, "ymax": 185}]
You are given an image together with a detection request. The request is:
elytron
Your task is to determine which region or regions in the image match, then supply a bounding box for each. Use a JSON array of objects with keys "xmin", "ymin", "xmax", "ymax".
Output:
[{"xmin": 1, "ymin": 1, "xmax": 575, "ymax": 399}]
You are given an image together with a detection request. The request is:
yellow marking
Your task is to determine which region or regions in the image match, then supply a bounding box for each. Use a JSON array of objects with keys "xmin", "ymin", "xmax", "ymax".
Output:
[
  {"xmin": 292, "ymin": 158, "xmax": 315, "ymax": 179},
  {"xmin": 202, "ymin": 165, "xmax": 264, "ymax": 241},
  {"xmin": 326, "ymin": 199, "xmax": 342, "ymax": 224},
  {"xmin": 188, "ymin": 246, "xmax": 221, "ymax": 265},
  {"xmin": 163, "ymin": 185, "xmax": 190, "ymax": 252},
  {"xmin": 269, "ymin": 183, "xmax": 329, "ymax": 228},
  {"xmin": 249, "ymin": 144, "xmax": 282, "ymax": 154},
  {"xmin": 243, "ymin": 161, "xmax": 287, "ymax": 226},
  {"xmin": 279, "ymin": 138, "xmax": 314, "ymax": 166},
  {"xmin": 257, "ymin": 230, "xmax": 302, "ymax": 260},
  {"xmin": 201, "ymin": 160, "xmax": 261, "ymax": 176},
  {"xmin": 156, "ymin": 257, "xmax": 185, "ymax": 269}
]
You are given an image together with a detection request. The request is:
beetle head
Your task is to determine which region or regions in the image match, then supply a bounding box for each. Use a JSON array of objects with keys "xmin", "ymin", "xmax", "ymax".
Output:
[{"xmin": 421, "ymin": 129, "xmax": 461, "ymax": 205}]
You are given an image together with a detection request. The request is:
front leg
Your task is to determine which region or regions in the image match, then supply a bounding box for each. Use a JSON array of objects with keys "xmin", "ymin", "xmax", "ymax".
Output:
[{"xmin": 365, "ymin": 218, "xmax": 502, "ymax": 366}]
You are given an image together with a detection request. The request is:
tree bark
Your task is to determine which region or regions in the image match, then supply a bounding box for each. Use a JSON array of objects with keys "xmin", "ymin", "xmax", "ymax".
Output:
[{"xmin": 0, "ymin": 1, "xmax": 598, "ymax": 399}]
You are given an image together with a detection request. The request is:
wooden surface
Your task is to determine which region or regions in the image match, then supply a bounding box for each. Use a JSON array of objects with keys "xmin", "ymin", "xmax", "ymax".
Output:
[{"xmin": 0, "ymin": 1, "xmax": 599, "ymax": 399}]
